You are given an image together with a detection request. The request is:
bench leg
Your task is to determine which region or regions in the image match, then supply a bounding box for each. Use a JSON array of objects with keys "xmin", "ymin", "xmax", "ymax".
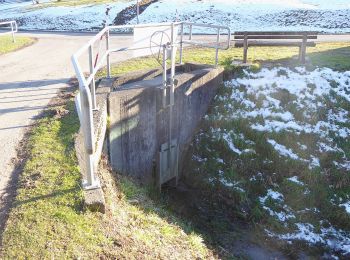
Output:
[
  {"xmin": 243, "ymin": 36, "xmax": 248, "ymax": 63},
  {"xmin": 300, "ymin": 35, "xmax": 307, "ymax": 64}
]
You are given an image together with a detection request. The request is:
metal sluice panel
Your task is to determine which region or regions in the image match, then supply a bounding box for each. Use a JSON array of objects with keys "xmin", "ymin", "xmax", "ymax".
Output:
[{"xmin": 159, "ymin": 139, "xmax": 179, "ymax": 187}]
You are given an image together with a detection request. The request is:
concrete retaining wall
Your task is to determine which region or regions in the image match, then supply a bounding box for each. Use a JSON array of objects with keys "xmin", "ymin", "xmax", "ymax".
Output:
[{"xmin": 109, "ymin": 64, "xmax": 224, "ymax": 184}]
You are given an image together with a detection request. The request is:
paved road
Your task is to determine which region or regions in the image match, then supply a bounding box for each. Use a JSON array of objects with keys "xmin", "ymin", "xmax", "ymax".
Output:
[{"xmin": 0, "ymin": 31, "xmax": 349, "ymax": 236}]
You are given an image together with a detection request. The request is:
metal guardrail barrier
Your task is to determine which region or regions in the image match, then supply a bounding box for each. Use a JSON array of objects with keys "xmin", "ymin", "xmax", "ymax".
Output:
[
  {"xmin": 71, "ymin": 22, "xmax": 230, "ymax": 190},
  {"xmin": 0, "ymin": 20, "xmax": 18, "ymax": 43}
]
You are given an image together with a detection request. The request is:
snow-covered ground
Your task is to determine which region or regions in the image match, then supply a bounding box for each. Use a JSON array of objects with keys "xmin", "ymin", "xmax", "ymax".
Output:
[
  {"xmin": 134, "ymin": 0, "xmax": 350, "ymax": 33},
  {"xmin": 190, "ymin": 67, "xmax": 350, "ymax": 256},
  {"xmin": 0, "ymin": 0, "xmax": 133, "ymax": 31},
  {"xmin": 1, "ymin": 0, "xmax": 350, "ymax": 32}
]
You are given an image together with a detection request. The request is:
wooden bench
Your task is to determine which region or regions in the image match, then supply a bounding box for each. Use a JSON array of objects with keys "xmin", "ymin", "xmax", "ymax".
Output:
[{"xmin": 233, "ymin": 31, "xmax": 318, "ymax": 64}]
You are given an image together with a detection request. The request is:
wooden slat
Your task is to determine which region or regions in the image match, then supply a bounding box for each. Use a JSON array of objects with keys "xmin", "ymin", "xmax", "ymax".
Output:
[
  {"xmin": 234, "ymin": 41, "xmax": 316, "ymax": 47},
  {"xmin": 234, "ymin": 31, "xmax": 318, "ymax": 36},
  {"xmin": 234, "ymin": 35, "xmax": 317, "ymax": 40}
]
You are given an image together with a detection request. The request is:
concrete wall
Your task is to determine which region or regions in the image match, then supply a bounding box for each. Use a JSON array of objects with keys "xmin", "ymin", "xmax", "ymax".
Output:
[{"xmin": 109, "ymin": 64, "xmax": 224, "ymax": 184}]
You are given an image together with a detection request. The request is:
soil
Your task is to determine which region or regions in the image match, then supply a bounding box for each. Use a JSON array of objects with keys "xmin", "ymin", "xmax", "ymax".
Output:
[{"xmin": 163, "ymin": 182, "xmax": 304, "ymax": 259}]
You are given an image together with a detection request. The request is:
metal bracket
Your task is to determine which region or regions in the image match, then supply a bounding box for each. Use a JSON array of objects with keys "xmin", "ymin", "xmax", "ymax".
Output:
[
  {"xmin": 159, "ymin": 139, "xmax": 179, "ymax": 190},
  {"xmin": 82, "ymin": 177, "xmax": 101, "ymax": 191}
]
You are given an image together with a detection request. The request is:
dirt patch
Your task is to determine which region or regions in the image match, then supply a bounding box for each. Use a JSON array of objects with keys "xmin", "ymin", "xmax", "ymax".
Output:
[{"xmin": 113, "ymin": 0, "xmax": 158, "ymax": 25}]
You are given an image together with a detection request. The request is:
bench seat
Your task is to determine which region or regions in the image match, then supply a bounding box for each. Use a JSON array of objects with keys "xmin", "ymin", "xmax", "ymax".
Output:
[
  {"xmin": 234, "ymin": 40, "xmax": 316, "ymax": 48},
  {"xmin": 233, "ymin": 31, "xmax": 318, "ymax": 64}
]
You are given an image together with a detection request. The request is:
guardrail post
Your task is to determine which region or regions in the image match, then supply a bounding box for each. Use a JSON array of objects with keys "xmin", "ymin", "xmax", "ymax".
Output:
[
  {"xmin": 11, "ymin": 22, "xmax": 15, "ymax": 43},
  {"xmin": 215, "ymin": 28, "xmax": 220, "ymax": 66},
  {"xmin": 80, "ymin": 87, "xmax": 99, "ymax": 190},
  {"xmin": 189, "ymin": 24, "xmax": 193, "ymax": 40},
  {"xmin": 162, "ymin": 45, "xmax": 167, "ymax": 108},
  {"xmin": 179, "ymin": 23, "xmax": 184, "ymax": 64},
  {"xmin": 88, "ymin": 45, "xmax": 97, "ymax": 110},
  {"xmin": 106, "ymin": 30, "xmax": 111, "ymax": 78}
]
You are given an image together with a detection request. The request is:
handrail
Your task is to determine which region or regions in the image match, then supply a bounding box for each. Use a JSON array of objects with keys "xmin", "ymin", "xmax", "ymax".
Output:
[
  {"xmin": 71, "ymin": 22, "xmax": 230, "ymax": 189},
  {"xmin": 179, "ymin": 22, "xmax": 231, "ymax": 65},
  {"xmin": 0, "ymin": 20, "xmax": 17, "ymax": 43}
]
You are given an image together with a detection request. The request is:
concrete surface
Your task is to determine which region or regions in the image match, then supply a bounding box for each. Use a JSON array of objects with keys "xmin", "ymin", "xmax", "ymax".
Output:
[{"xmin": 109, "ymin": 64, "xmax": 224, "ymax": 185}]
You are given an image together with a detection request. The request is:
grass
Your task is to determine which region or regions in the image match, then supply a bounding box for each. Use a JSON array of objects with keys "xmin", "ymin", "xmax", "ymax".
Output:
[
  {"xmin": 2, "ymin": 41, "xmax": 350, "ymax": 258},
  {"xmin": 0, "ymin": 35, "xmax": 35, "ymax": 55},
  {"xmin": 1, "ymin": 90, "xmax": 213, "ymax": 259},
  {"xmin": 29, "ymin": 0, "xmax": 131, "ymax": 9},
  {"xmin": 96, "ymin": 42, "xmax": 350, "ymax": 79}
]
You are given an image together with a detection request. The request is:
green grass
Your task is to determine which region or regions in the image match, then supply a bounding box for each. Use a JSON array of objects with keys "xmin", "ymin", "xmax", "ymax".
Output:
[
  {"xmin": 0, "ymin": 36, "xmax": 35, "ymax": 55},
  {"xmin": 2, "ymin": 41, "xmax": 350, "ymax": 258},
  {"xmin": 96, "ymin": 42, "xmax": 350, "ymax": 79},
  {"xmin": 1, "ymin": 90, "xmax": 213, "ymax": 258}
]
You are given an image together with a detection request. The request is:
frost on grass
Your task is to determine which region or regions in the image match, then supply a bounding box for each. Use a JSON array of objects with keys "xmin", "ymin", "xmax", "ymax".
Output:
[
  {"xmin": 259, "ymin": 189, "xmax": 296, "ymax": 222},
  {"xmin": 225, "ymin": 67, "xmax": 350, "ymax": 171},
  {"xmin": 188, "ymin": 67, "xmax": 350, "ymax": 256}
]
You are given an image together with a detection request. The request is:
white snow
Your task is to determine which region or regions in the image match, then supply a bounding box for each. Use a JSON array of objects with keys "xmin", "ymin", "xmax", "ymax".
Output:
[
  {"xmin": 259, "ymin": 189, "xmax": 296, "ymax": 221},
  {"xmin": 1, "ymin": 0, "xmax": 350, "ymax": 32},
  {"xmin": 339, "ymin": 201, "xmax": 350, "ymax": 214},
  {"xmin": 0, "ymin": 0, "xmax": 133, "ymax": 31},
  {"xmin": 268, "ymin": 222, "xmax": 350, "ymax": 255},
  {"xmin": 223, "ymin": 67, "xmax": 350, "ymax": 170},
  {"xmin": 287, "ymin": 176, "xmax": 305, "ymax": 186},
  {"xmin": 268, "ymin": 139, "xmax": 301, "ymax": 161},
  {"xmin": 132, "ymin": 0, "xmax": 350, "ymax": 33}
]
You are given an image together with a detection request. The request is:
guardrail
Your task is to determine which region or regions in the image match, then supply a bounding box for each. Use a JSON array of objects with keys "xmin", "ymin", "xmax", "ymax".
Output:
[
  {"xmin": 71, "ymin": 22, "xmax": 230, "ymax": 190},
  {"xmin": 0, "ymin": 21, "xmax": 17, "ymax": 43}
]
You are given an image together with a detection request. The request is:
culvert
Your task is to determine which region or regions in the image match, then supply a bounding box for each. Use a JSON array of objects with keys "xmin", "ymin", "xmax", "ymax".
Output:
[{"xmin": 106, "ymin": 63, "xmax": 224, "ymax": 189}]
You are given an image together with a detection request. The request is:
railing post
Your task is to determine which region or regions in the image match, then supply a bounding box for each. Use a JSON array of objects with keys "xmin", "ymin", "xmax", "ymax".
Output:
[
  {"xmin": 189, "ymin": 24, "xmax": 193, "ymax": 40},
  {"xmin": 88, "ymin": 45, "xmax": 97, "ymax": 110},
  {"xmin": 80, "ymin": 87, "xmax": 99, "ymax": 189},
  {"xmin": 11, "ymin": 22, "xmax": 15, "ymax": 43},
  {"xmin": 106, "ymin": 30, "xmax": 111, "ymax": 78},
  {"xmin": 162, "ymin": 45, "xmax": 167, "ymax": 108},
  {"xmin": 136, "ymin": 0, "xmax": 140, "ymax": 24},
  {"xmin": 215, "ymin": 28, "xmax": 220, "ymax": 66},
  {"xmin": 179, "ymin": 23, "xmax": 184, "ymax": 64}
]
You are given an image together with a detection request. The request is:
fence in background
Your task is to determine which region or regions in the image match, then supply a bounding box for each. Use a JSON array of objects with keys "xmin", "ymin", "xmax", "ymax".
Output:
[
  {"xmin": 0, "ymin": 20, "xmax": 17, "ymax": 42},
  {"xmin": 71, "ymin": 22, "xmax": 230, "ymax": 190}
]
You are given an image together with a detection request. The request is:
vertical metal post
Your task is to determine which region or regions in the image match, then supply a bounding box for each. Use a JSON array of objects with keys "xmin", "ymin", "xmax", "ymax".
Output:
[
  {"xmin": 179, "ymin": 23, "xmax": 184, "ymax": 64},
  {"xmin": 88, "ymin": 45, "xmax": 97, "ymax": 110},
  {"xmin": 80, "ymin": 87, "xmax": 99, "ymax": 189},
  {"xmin": 215, "ymin": 28, "xmax": 220, "ymax": 66},
  {"xmin": 11, "ymin": 22, "xmax": 15, "ymax": 43},
  {"xmin": 189, "ymin": 24, "xmax": 193, "ymax": 40},
  {"xmin": 162, "ymin": 45, "xmax": 167, "ymax": 108},
  {"xmin": 106, "ymin": 30, "xmax": 111, "ymax": 78},
  {"xmin": 168, "ymin": 23, "xmax": 176, "ymax": 178},
  {"xmin": 136, "ymin": 0, "xmax": 140, "ymax": 24}
]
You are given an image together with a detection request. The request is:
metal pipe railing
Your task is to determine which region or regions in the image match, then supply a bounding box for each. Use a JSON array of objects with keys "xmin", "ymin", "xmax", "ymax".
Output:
[
  {"xmin": 0, "ymin": 21, "xmax": 18, "ymax": 43},
  {"xmin": 71, "ymin": 21, "xmax": 231, "ymax": 189}
]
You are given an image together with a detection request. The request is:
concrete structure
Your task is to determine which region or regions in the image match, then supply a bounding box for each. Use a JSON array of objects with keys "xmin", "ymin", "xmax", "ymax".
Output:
[{"xmin": 108, "ymin": 63, "xmax": 224, "ymax": 186}]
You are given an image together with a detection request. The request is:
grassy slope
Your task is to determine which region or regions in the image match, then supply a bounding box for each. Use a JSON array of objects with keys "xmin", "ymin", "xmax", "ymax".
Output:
[
  {"xmin": 0, "ymin": 36, "xmax": 35, "ymax": 55},
  {"xmin": 1, "ymin": 42, "xmax": 350, "ymax": 258}
]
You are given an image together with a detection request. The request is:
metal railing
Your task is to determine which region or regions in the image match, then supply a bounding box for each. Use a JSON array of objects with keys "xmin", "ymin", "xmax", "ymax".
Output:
[
  {"xmin": 71, "ymin": 22, "xmax": 230, "ymax": 190},
  {"xmin": 0, "ymin": 20, "xmax": 17, "ymax": 43}
]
